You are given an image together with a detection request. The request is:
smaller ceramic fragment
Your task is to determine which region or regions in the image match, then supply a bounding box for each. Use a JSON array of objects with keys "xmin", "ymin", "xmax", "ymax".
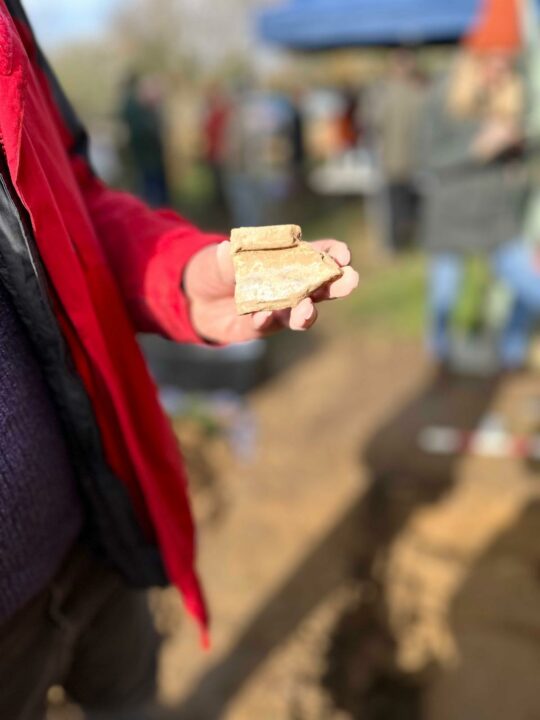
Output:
[{"xmin": 231, "ymin": 224, "xmax": 302, "ymax": 254}]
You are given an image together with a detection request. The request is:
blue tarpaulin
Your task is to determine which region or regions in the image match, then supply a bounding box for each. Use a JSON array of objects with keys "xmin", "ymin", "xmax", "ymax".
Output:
[{"xmin": 258, "ymin": 0, "xmax": 519, "ymax": 50}]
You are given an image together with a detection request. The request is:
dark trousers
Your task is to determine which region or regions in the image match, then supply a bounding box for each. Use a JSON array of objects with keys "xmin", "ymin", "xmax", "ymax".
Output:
[
  {"xmin": 140, "ymin": 168, "xmax": 169, "ymax": 209},
  {"xmin": 384, "ymin": 182, "xmax": 419, "ymax": 253},
  {"xmin": 0, "ymin": 544, "xmax": 160, "ymax": 719}
]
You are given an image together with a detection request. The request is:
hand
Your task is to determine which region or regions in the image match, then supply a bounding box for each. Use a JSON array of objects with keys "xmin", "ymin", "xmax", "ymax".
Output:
[
  {"xmin": 184, "ymin": 239, "xmax": 359, "ymax": 344},
  {"xmin": 471, "ymin": 120, "xmax": 522, "ymax": 161}
]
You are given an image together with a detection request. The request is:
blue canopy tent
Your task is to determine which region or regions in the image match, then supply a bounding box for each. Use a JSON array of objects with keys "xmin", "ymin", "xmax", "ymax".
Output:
[{"xmin": 258, "ymin": 0, "xmax": 519, "ymax": 50}]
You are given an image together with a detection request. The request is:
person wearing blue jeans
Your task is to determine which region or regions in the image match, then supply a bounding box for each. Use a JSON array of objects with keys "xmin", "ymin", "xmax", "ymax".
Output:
[{"xmin": 430, "ymin": 242, "xmax": 540, "ymax": 368}]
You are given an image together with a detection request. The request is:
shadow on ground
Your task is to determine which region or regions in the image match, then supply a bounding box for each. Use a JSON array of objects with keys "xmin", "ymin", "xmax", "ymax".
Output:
[
  {"xmin": 163, "ymin": 371, "xmax": 501, "ymax": 719},
  {"xmin": 420, "ymin": 496, "xmax": 540, "ymax": 720},
  {"xmin": 324, "ymin": 370, "xmax": 540, "ymax": 720},
  {"xmin": 323, "ymin": 371, "xmax": 501, "ymax": 719}
]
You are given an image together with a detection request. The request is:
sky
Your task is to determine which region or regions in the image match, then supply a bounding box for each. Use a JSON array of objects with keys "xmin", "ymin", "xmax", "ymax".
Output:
[
  {"xmin": 22, "ymin": 0, "xmax": 284, "ymax": 77},
  {"xmin": 22, "ymin": 0, "xmax": 284, "ymax": 74},
  {"xmin": 24, "ymin": 0, "xmax": 123, "ymax": 48},
  {"xmin": 23, "ymin": 0, "xmax": 277, "ymax": 51}
]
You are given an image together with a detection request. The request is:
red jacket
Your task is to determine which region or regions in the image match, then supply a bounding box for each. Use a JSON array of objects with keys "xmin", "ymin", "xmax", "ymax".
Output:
[{"xmin": 0, "ymin": 0, "xmax": 221, "ymax": 637}]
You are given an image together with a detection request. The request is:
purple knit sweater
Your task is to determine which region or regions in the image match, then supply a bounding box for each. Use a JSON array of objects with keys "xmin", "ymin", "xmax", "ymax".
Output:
[{"xmin": 0, "ymin": 281, "xmax": 82, "ymax": 623}]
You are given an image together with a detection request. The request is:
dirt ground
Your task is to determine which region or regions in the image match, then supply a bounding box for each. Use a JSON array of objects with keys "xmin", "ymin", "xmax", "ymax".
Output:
[
  {"xmin": 48, "ymin": 318, "xmax": 540, "ymax": 720},
  {"xmin": 139, "ymin": 318, "xmax": 540, "ymax": 720},
  {"xmin": 154, "ymin": 330, "xmax": 421, "ymax": 719}
]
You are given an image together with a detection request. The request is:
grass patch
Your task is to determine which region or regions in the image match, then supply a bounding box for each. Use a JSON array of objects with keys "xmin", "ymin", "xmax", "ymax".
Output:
[
  {"xmin": 344, "ymin": 253, "xmax": 426, "ymax": 339},
  {"xmin": 302, "ymin": 199, "xmax": 364, "ymax": 244}
]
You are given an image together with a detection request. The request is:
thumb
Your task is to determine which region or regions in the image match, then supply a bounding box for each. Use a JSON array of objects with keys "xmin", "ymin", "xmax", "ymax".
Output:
[{"xmin": 216, "ymin": 241, "xmax": 235, "ymax": 286}]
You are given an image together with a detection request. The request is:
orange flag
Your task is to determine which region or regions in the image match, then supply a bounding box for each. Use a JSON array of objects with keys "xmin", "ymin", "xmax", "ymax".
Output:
[{"xmin": 464, "ymin": 0, "xmax": 523, "ymax": 54}]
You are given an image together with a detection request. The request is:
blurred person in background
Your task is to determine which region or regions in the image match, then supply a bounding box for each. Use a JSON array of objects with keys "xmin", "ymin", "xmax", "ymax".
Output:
[
  {"xmin": 417, "ymin": 0, "xmax": 540, "ymax": 370},
  {"xmin": 202, "ymin": 81, "xmax": 231, "ymax": 216},
  {"xmin": 222, "ymin": 80, "xmax": 271, "ymax": 226},
  {"xmin": 337, "ymin": 87, "xmax": 361, "ymax": 152},
  {"xmin": 287, "ymin": 88, "xmax": 307, "ymax": 191},
  {"xmin": 120, "ymin": 71, "xmax": 170, "ymax": 207},
  {"xmin": 369, "ymin": 49, "xmax": 425, "ymax": 253},
  {"xmin": 0, "ymin": 1, "xmax": 359, "ymax": 718}
]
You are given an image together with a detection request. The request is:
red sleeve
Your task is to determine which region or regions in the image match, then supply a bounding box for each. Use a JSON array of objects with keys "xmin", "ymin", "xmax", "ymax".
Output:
[{"xmin": 75, "ymin": 161, "xmax": 224, "ymax": 342}]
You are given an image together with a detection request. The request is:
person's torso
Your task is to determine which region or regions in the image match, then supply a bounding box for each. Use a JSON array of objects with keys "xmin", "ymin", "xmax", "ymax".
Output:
[
  {"xmin": 379, "ymin": 79, "xmax": 424, "ymax": 181},
  {"xmin": 0, "ymin": 275, "xmax": 82, "ymax": 624},
  {"xmin": 420, "ymin": 75, "xmax": 530, "ymax": 254}
]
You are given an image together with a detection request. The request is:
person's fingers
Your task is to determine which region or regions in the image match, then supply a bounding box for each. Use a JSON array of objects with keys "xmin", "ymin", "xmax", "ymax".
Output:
[
  {"xmin": 311, "ymin": 239, "xmax": 351, "ymax": 267},
  {"xmin": 252, "ymin": 310, "xmax": 274, "ymax": 332},
  {"xmin": 252, "ymin": 308, "xmax": 292, "ymax": 335},
  {"xmin": 304, "ymin": 303, "xmax": 319, "ymax": 330},
  {"xmin": 226, "ymin": 317, "xmax": 264, "ymax": 344},
  {"xmin": 289, "ymin": 298, "xmax": 318, "ymax": 331},
  {"xmin": 327, "ymin": 266, "xmax": 360, "ymax": 298},
  {"xmin": 215, "ymin": 240, "xmax": 235, "ymax": 286},
  {"xmin": 312, "ymin": 266, "xmax": 360, "ymax": 302},
  {"xmin": 221, "ymin": 308, "xmax": 290, "ymax": 343}
]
